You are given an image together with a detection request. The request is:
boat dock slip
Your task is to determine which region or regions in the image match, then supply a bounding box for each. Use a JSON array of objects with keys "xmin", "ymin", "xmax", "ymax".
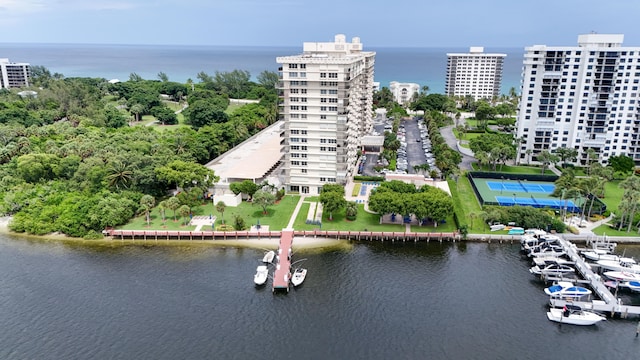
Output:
[
  {"xmin": 548, "ymin": 236, "xmax": 640, "ymax": 318},
  {"xmin": 272, "ymin": 230, "xmax": 294, "ymax": 292}
]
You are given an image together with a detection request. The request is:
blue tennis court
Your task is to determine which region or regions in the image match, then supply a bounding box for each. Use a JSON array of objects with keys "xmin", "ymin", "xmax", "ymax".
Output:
[
  {"xmin": 495, "ymin": 196, "xmax": 580, "ymax": 212},
  {"xmin": 487, "ymin": 181, "xmax": 555, "ymax": 193}
]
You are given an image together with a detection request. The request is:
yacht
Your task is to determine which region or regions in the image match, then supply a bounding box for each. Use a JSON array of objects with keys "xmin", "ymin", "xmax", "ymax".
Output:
[
  {"xmin": 546, "ymin": 305, "xmax": 606, "ymax": 326},
  {"xmin": 544, "ymin": 281, "xmax": 592, "ymax": 299},
  {"xmin": 596, "ymin": 258, "xmax": 640, "ymax": 273},
  {"xmin": 530, "ymin": 263, "xmax": 575, "ymax": 276}
]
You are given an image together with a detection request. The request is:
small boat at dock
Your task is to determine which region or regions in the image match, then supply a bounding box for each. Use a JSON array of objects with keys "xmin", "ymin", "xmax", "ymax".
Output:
[
  {"xmin": 544, "ymin": 281, "xmax": 592, "ymax": 299},
  {"xmin": 262, "ymin": 250, "xmax": 275, "ymax": 264},
  {"xmin": 546, "ymin": 304, "xmax": 606, "ymax": 326},
  {"xmin": 291, "ymin": 268, "xmax": 307, "ymax": 287},
  {"xmin": 254, "ymin": 265, "xmax": 269, "ymax": 286},
  {"xmin": 603, "ymin": 271, "xmax": 640, "ymax": 282},
  {"xmin": 530, "ymin": 263, "xmax": 575, "ymax": 276},
  {"xmin": 596, "ymin": 258, "xmax": 640, "ymax": 273}
]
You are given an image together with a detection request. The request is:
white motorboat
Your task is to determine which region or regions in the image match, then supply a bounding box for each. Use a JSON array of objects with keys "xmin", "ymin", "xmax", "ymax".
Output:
[
  {"xmin": 544, "ymin": 281, "xmax": 592, "ymax": 298},
  {"xmin": 596, "ymin": 258, "xmax": 640, "ymax": 273},
  {"xmin": 530, "ymin": 263, "xmax": 575, "ymax": 276},
  {"xmin": 291, "ymin": 268, "xmax": 307, "ymax": 287},
  {"xmin": 528, "ymin": 246, "xmax": 566, "ymax": 258},
  {"xmin": 603, "ymin": 271, "xmax": 640, "ymax": 282},
  {"xmin": 546, "ymin": 305, "xmax": 606, "ymax": 326},
  {"xmin": 262, "ymin": 250, "xmax": 275, "ymax": 264},
  {"xmin": 582, "ymin": 249, "xmax": 620, "ymax": 262},
  {"xmin": 532, "ymin": 256, "xmax": 573, "ymax": 268},
  {"xmin": 254, "ymin": 265, "xmax": 269, "ymax": 286}
]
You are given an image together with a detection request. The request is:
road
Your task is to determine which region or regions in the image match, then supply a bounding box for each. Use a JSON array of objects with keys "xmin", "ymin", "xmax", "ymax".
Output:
[{"xmin": 440, "ymin": 124, "xmax": 475, "ymax": 170}]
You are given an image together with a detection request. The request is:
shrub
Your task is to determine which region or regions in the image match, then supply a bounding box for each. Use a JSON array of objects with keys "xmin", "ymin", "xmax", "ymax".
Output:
[
  {"xmin": 567, "ymin": 225, "xmax": 579, "ymax": 234},
  {"xmin": 216, "ymin": 224, "xmax": 235, "ymax": 231}
]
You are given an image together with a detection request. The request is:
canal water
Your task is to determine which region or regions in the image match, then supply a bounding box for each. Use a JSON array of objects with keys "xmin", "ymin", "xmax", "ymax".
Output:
[{"xmin": 1, "ymin": 234, "xmax": 640, "ymax": 359}]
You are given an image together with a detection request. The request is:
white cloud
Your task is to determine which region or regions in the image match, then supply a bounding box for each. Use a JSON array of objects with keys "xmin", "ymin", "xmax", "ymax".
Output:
[{"xmin": 0, "ymin": 0, "xmax": 46, "ymax": 13}]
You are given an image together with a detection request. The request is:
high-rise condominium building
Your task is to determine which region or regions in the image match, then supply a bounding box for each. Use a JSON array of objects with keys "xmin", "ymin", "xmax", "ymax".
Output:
[
  {"xmin": 277, "ymin": 34, "xmax": 375, "ymax": 195},
  {"xmin": 516, "ymin": 34, "xmax": 640, "ymax": 166},
  {"xmin": 445, "ymin": 47, "xmax": 506, "ymax": 100},
  {"xmin": 0, "ymin": 58, "xmax": 30, "ymax": 89}
]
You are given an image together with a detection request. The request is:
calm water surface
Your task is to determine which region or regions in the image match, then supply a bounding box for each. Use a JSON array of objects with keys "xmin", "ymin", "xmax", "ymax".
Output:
[{"xmin": 1, "ymin": 235, "xmax": 639, "ymax": 359}]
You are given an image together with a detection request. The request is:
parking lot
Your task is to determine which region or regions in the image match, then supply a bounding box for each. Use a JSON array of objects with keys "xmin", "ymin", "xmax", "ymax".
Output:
[{"xmin": 359, "ymin": 115, "xmax": 439, "ymax": 177}]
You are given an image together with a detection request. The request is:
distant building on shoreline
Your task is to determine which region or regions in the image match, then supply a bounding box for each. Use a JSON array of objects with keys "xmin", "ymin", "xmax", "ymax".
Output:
[
  {"xmin": 277, "ymin": 34, "xmax": 376, "ymax": 195},
  {"xmin": 445, "ymin": 47, "xmax": 506, "ymax": 101},
  {"xmin": 0, "ymin": 58, "xmax": 30, "ymax": 89},
  {"xmin": 516, "ymin": 33, "xmax": 640, "ymax": 166},
  {"xmin": 389, "ymin": 81, "xmax": 420, "ymax": 105}
]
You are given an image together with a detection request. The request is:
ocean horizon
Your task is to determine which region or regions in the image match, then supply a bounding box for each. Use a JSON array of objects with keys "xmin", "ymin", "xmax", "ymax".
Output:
[{"xmin": 1, "ymin": 43, "xmax": 524, "ymax": 94}]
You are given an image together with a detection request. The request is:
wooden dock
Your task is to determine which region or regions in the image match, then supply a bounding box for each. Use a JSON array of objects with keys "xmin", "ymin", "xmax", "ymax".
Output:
[
  {"xmin": 272, "ymin": 230, "xmax": 294, "ymax": 292},
  {"xmin": 548, "ymin": 236, "xmax": 640, "ymax": 318}
]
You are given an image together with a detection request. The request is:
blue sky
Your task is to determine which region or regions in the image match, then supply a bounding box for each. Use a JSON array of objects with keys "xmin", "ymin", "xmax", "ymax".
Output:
[{"xmin": 2, "ymin": 0, "xmax": 640, "ymax": 47}]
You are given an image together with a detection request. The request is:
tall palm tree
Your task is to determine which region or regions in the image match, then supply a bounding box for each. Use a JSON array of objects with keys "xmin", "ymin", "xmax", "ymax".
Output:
[{"xmin": 140, "ymin": 195, "xmax": 156, "ymax": 226}]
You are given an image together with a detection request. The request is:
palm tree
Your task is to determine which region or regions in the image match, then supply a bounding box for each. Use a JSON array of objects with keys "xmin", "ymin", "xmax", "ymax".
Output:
[
  {"xmin": 619, "ymin": 175, "xmax": 640, "ymax": 232},
  {"xmin": 106, "ymin": 160, "xmax": 136, "ymax": 190},
  {"xmin": 215, "ymin": 201, "xmax": 227, "ymax": 224},
  {"xmin": 178, "ymin": 205, "xmax": 191, "ymax": 226},
  {"xmin": 166, "ymin": 196, "xmax": 181, "ymax": 221},
  {"xmin": 140, "ymin": 195, "xmax": 156, "ymax": 226},
  {"xmin": 345, "ymin": 201, "xmax": 358, "ymax": 220},
  {"xmin": 158, "ymin": 200, "xmax": 168, "ymax": 226}
]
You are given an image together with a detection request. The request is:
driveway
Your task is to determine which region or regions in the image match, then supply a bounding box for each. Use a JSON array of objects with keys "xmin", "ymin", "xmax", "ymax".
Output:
[{"xmin": 441, "ymin": 124, "xmax": 475, "ymax": 170}]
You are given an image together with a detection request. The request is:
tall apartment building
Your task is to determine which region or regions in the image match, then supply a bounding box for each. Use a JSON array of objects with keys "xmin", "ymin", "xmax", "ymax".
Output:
[
  {"xmin": 445, "ymin": 47, "xmax": 506, "ymax": 100},
  {"xmin": 277, "ymin": 34, "xmax": 375, "ymax": 195},
  {"xmin": 0, "ymin": 58, "xmax": 30, "ymax": 89},
  {"xmin": 516, "ymin": 34, "xmax": 640, "ymax": 166}
]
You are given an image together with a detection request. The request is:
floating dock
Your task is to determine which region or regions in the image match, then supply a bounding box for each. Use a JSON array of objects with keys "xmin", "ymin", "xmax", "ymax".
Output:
[
  {"xmin": 272, "ymin": 230, "xmax": 293, "ymax": 292},
  {"xmin": 547, "ymin": 236, "xmax": 640, "ymax": 318}
]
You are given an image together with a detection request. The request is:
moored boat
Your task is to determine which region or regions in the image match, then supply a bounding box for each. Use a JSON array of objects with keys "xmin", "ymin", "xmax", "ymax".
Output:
[
  {"xmin": 530, "ymin": 263, "xmax": 575, "ymax": 276},
  {"xmin": 582, "ymin": 249, "xmax": 620, "ymax": 262},
  {"xmin": 544, "ymin": 281, "xmax": 592, "ymax": 298},
  {"xmin": 254, "ymin": 265, "xmax": 269, "ymax": 286},
  {"xmin": 291, "ymin": 268, "xmax": 307, "ymax": 287},
  {"xmin": 546, "ymin": 305, "xmax": 606, "ymax": 326},
  {"xmin": 603, "ymin": 271, "xmax": 640, "ymax": 282},
  {"xmin": 624, "ymin": 281, "xmax": 640, "ymax": 292},
  {"xmin": 596, "ymin": 258, "xmax": 640, "ymax": 273},
  {"xmin": 262, "ymin": 250, "xmax": 275, "ymax": 264}
]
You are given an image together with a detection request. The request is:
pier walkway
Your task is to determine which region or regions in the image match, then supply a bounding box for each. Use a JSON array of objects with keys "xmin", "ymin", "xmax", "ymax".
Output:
[
  {"xmin": 272, "ymin": 230, "xmax": 294, "ymax": 292},
  {"xmin": 548, "ymin": 236, "xmax": 640, "ymax": 318}
]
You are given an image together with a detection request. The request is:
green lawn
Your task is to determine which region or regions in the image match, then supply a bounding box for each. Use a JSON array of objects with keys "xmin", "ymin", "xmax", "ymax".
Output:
[
  {"xmin": 453, "ymin": 131, "xmax": 484, "ymax": 142},
  {"xmin": 591, "ymin": 223, "xmax": 638, "ymax": 237},
  {"xmin": 449, "ymin": 177, "xmax": 482, "ymax": 232},
  {"xmin": 471, "ymin": 163, "xmax": 555, "ymax": 175},
  {"xmin": 119, "ymin": 195, "xmax": 301, "ymax": 231},
  {"xmin": 600, "ymin": 180, "xmax": 623, "ymax": 211}
]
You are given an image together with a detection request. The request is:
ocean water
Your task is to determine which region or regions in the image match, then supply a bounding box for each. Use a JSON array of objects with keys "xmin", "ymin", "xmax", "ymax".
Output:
[
  {"xmin": 0, "ymin": 43, "xmax": 523, "ymax": 94},
  {"xmin": 1, "ymin": 234, "xmax": 639, "ymax": 360}
]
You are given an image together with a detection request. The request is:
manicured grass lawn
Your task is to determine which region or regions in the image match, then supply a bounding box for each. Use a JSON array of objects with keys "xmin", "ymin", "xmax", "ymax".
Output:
[
  {"xmin": 453, "ymin": 130, "xmax": 484, "ymax": 142},
  {"xmin": 119, "ymin": 195, "xmax": 301, "ymax": 231},
  {"xmin": 599, "ymin": 180, "xmax": 623, "ymax": 212},
  {"xmin": 449, "ymin": 177, "xmax": 482, "ymax": 232},
  {"xmin": 119, "ymin": 207, "xmax": 197, "ymax": 231},
  {"xmin": 215, "ymin": 195, "xmax": 300, "ymax": 230},
  {"xmin": 226, "ymin": 103, "xmax": 245, "ymax": 114},
  {"xmin": 472, "ymin": 163, "xmax": 555, "ymax": 175},
  {"xmin": 352, "ymin": 183, "xmax": 361, "ymax": 196},
  {"xmin": 591, "ymin": 223, "xmax": 638, "ymax": 237}
]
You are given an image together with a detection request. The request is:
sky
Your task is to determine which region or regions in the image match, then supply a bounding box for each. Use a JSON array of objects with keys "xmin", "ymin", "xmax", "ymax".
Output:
[{"xmin": 2, "ymin": 0, "xmax": 640, "ymax": 48}]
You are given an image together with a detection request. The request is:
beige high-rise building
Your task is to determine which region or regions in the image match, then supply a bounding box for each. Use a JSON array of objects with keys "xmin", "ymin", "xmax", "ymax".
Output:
[
  {"xmin": 277, "ymin": 34, "xmax": 375, "ymax": 195},
  {"xmin": 0, "ymin": 58, "xmax": 30, "ymax": 89},
  {"xmin": 445, "ymin": 47, "xmax": 505, "ymax": 100}
]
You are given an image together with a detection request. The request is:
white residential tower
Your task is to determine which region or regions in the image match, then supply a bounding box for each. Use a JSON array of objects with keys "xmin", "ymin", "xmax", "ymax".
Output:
[
  {"xmin": 516, "ymin": 34, "xmax": 640, "ymax": 166},
  {"xmin": 277, "ymin": 34, "xmax": 375, "ymax": 195},
  {"xmin": 445, "ymin": 47, "xmax": 506, "ymax": 100}
]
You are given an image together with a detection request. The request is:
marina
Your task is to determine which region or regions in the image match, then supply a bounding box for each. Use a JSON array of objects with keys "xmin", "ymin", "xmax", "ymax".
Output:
[{"xmin": 527, "ymin": 234, "xmax": 640, "ymax": 319}]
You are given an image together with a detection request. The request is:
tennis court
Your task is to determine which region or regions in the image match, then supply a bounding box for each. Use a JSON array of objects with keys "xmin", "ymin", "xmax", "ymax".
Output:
[
  {"xmin": 470, "ymin": 176, "xmax": 583, "ymax": 212},
  {"xmin": 486, "ymin": 180, "xmax": 555, "ymax": 194}
]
